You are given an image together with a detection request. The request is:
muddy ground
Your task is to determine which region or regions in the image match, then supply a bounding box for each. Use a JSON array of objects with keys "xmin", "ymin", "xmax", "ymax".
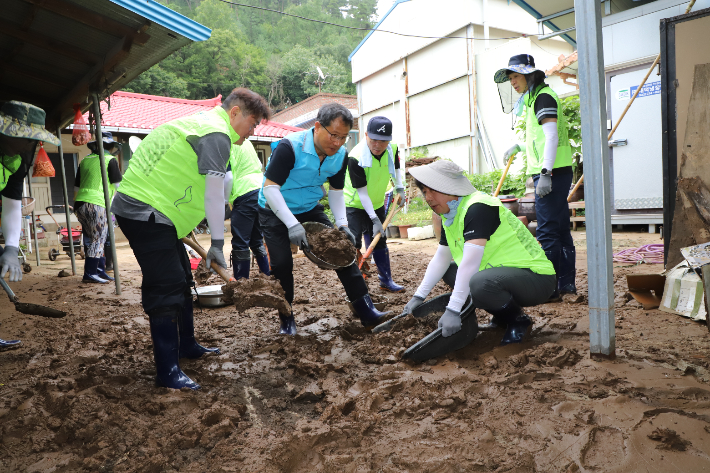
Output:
[{"xmin": 1, "ymin": 231, "xmax": 710, "ymax": 472}]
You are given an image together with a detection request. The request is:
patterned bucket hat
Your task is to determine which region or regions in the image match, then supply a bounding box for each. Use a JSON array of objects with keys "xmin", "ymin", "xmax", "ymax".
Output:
[
  {"xmin": 494, "ymin": 54, "xmax": 543, "ymax": 84},
  {"xmin": 0, "ymin": 101, "xmax": 60, "ymax": 146}
]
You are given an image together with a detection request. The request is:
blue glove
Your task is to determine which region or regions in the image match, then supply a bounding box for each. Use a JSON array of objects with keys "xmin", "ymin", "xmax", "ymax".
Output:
[
  {"xmin": 339, "ymin": 225, "xmax": 356, "ymax": 246},
  {"xmin": 536, "ymin": 174, "xmax": 552, "ymax": 198},
  {"xmin": 438, "ymin": 308, "xmax": 462, "ymax": 337}
]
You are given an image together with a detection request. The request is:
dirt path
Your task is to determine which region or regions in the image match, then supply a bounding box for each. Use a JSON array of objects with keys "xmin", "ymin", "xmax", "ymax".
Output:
[{"xmin": 1, "ymin": 230, "xmax": 709, "ymax": 472}]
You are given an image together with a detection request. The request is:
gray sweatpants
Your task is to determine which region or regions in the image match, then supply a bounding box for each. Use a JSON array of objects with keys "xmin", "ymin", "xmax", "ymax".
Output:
[{"xmin": 443, "ymin": 262, "xmax": 556, "ymax": 311}]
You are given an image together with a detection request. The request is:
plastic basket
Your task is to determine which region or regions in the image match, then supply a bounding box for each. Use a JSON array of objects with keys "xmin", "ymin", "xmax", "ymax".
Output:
[{"xmin": 21, "ymin": 197, "xmax": 35, "ymax": 217}]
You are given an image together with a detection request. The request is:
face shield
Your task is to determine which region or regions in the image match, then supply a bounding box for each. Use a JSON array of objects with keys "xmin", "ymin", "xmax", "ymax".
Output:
[{"xmin": 497, "ymin": 79, "xmax": 524, "ymax": 115}]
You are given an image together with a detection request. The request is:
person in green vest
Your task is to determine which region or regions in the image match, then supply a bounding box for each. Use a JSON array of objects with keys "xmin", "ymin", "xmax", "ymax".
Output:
[
  {"xmin": 223, "ymin": 139, "xmax": 270, "ymax": 279},
  {"xmin": 402, "ymin": 160, "xmax": 556, "ymax": 345},
  {"xmin": 344, "ymin": 116, "xmax": 406, "ymax": 292},
  {"xmin": 0, "ymin": 101, "xmax": 62, "ymax": 349},
  {"xmin": 494, "ymin": 54, "xmax": 576, "ymax": 301},
  {"xmin": 74, "ymin": 131, "xmax": 122, "ymax": 284},
  {"xmin": 111, "ymin": 88, "xmax": 271, "ymax": 390}
]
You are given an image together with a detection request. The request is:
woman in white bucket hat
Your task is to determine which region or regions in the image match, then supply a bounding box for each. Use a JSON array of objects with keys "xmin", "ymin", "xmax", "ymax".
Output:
[{"xmin": 403, "ymin": 160, "xmax": 556, "ymax": 345}]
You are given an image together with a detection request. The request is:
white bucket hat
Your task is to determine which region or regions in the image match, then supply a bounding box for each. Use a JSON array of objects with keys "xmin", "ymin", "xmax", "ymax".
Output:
[{"xmin": 408, "ymin": 160, "xmax": 474, "ymax": 197}]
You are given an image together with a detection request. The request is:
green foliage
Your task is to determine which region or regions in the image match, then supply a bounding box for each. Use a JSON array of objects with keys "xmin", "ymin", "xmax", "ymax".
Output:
[
  {"xmin": 408, "ymin": 146, "xmax": 430, "ymax": 160},
  {"xmin": 125, "ymin": 0, "xmax": 375, "ymax": 108},
  {"xmin": 391, "ymin": 197, "xmax": 433, "ymax": 227},
  {"xmin": 467, "ymin": 169, "xmax": 527, "ymax": 198}
]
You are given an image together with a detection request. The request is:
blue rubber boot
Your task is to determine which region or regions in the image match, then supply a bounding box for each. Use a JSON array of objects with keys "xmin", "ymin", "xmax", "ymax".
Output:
[
  {"xmin": 351, "ymin": 293, "xmax": 392, "ymax": 328},
  {"xmin": 279, "ymin": 311, "xmax": 297, "ymax": 335},
  {"xmin": 178, "ymin": 298, "xmax": 220, "ymax": 359},
  {"xmin": 148, "ymin": 307, "xmax": 200, "ymax": 390},
  {"xmin": 558, "ymin": 246, "xmax": 577, "ymax": 295},
  {"xmin": 97, "ymin": 257, "xmax": 114, "ymax": 281},
  {"xmin": 254, "ymin": 252, "xmax": 271, "ymax": 276},
  {"xmin": 233, "ymin": 258, "xmax": 251, "ymax": 280},
  {"xmin": 82, "ymin": 257, "xmax": 108, "ymax": 284},
  {"xmin": 0, "ymin": 338, "xmax": 21, "ymax": 349},
  {"xmin": 489, "ymin": 297, "xmax": 532, "ymax": 346},
  {"xmin": 372, "ymin": 248, "xmax": 405, "ymax": 293}
]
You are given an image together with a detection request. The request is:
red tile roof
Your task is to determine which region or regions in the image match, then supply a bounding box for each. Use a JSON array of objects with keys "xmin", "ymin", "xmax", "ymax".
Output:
[{"xmin": 88, "ymin": 91, "xmax": 301, "ymax": 139}]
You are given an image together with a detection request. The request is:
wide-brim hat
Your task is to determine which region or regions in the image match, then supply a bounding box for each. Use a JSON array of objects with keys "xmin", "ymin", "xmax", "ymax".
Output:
[
  {"xmin": 494, "ymin": 54, "xmax": 543, "ymax": 84},
  {"xmin": 89, "ymin": 131, "xmax": 118, "ymax": 147},
  {"xmin": 0, "ymin": 101, "xmax": 60, "ymax": 146},
  {"xmin": 408, "ymin": 160, "xmax": 474, "ymax": 197}
]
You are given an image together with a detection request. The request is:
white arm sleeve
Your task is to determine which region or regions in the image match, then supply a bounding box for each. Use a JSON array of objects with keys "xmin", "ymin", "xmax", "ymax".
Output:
[
  {"xmin": 1, "ymin": 196, "xmax": 22, "ymax": 248},
  {"xmin": 328, "ymin": 189, "xmax": 348, "ymax": 227},
  {"xmin": 446, "ymin": 242, "xmax": 485, "ymax": 313},
  {"xmin": 204, "ymin": 173, "xmax": 226, "ymax": 241},
  {"xmin": 223, "ymin": 170, "xmax": 233, "ymax": 203},
  {"xmin": 541, "ymin": 121, "xmax": 559, "ymax": 172},
  {"xmin": 395, "ymin": 168, "xmax": 404, "ymax": 189},
  {"xmin": 263, "ymin": 185, "xmax": 298, "ymax": 228},
  {"xmin": 414, "ymin": 245, "xmax": 453, "ymax": 299},
  {"xmin": 356, "ymin": 187, "xmax": 377, "ymax": 219}
]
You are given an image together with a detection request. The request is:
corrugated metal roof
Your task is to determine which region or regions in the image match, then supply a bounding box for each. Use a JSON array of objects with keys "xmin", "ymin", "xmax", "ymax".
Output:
[{"xmin": 0, "ymin": 0, "xmax": 211, "ymax": 131}]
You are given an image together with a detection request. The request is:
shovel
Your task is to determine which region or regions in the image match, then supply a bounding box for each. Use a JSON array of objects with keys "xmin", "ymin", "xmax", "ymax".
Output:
[
  {"xmin": 373, "ymin": 292, "xmax": 454, "ymax": 333},
  {"xmin": 359, "ymin": 194, "xmax": 401, "ymax": 270},
  {"xmin": 181, "ymin": 237, "xmax": 233, "ymax": 283},
  {"xmin": 0, "ymin": 278, "xmax": 66, "ymax": 318}
]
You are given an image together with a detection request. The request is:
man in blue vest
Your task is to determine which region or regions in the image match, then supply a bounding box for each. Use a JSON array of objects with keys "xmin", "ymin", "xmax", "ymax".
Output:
[
  {"xmin": 494, "ymin": 54, "xmax": 576, "ymax": 301},
  {"xmin": 258, "ymin": 103, "xmax": 390, "ymax": 335}
]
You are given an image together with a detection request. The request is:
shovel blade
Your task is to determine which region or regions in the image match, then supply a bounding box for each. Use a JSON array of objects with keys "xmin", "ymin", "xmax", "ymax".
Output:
[
  {"xmin": 403, "ymin": 305, "xmax": 478, "ymax": 362},
  {"xmin": 372, "ymin": 293, "xmax": 454, "ymax": 333},
  {"xmin": 15, "ymin": 302, "xmax": 67, "ymax": 318}
]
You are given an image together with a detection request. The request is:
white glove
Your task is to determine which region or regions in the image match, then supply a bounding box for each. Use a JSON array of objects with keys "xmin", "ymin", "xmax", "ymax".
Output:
[
  {"xmin": 0, "ymin": 246, "xmax": 22, "ymax": 282},
  {"xmin": 288, "ymin": 223, "xmax": 309, "ymax": 250},
  {"xmin": 371, "ymin": 216, "xmax": 385, "ymax": 238},
  {"xmin": 504, "ymin": 144, "xmax": 521, "ymax": 161},
  {"xmin": 205, "ymin": 239, "xmax": 227, "ymax": 271},
  {"xmin": 439, "ymin": 308, "xmax": 462, "ymax": 337}
]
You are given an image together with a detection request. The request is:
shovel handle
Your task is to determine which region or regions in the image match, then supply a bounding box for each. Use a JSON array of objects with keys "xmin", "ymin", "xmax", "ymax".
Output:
[
  {"xmin": 359, "ymin": 194, "xmax": 402, "ymax": 268},
  {"xmin": 493, "ymin": 153, "xmax": 516, "ymax": 197},
  {"xmin": 181, "ymin": 237, "xmax": 233, "ymax": 283},
  {"xmin": 0, "ymin": 277, "xmax": 18, "ymax": 303}
]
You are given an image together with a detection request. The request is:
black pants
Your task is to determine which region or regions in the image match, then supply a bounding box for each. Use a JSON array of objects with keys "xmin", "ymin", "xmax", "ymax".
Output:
[
  {"xmin": 258, "ymin": 204, "xmax": 368, "ymax": 306},
  {"xmin": 230, "ymin": 189, "xmax": 265, "ymax": 260},
  {"xmin": 116, "ymin": 214, "xmax": 192, "ymax": 313},
  {"xmin": 443, "ymin": 263, "xmax": 556, "ymax": 310},
  {"xmin": 533, "ymin": 168, "xmax": 574, "ymax": 254},
  {"xmin": 346, "ymin": 205, "xmax": 387, "ymax": 251}
]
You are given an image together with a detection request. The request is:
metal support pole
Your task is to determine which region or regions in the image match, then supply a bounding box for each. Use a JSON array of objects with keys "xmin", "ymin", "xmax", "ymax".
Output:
[
  {"xmin": 26, "ymin": 176, "xmax": 41, "ymax": 266},
  {"xmin": 56, "ymin": 128, "xmax": 76, "ymax": 275},
  {"xmin": 574, "ymin": 0, "xmax": 615, "ymax": 358},
  {"xmin": 91, "ymin": 93, "xmax": 121, "ymax": 295}
]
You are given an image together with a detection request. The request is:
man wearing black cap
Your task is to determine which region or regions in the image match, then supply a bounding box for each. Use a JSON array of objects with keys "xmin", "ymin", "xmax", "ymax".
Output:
[
  {"xmin": 343, "ymin": 116, "xmax": 406, "ymax": 292},
  {"xmin": 494, "ymin": 54, "xmax": 576, "ymax": 302}
]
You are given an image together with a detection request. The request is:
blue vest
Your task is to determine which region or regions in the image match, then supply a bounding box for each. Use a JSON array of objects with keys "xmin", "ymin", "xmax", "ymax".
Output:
[{"xmin": 258, "ymin": 128, "xmax": 347, "ymax": 215}]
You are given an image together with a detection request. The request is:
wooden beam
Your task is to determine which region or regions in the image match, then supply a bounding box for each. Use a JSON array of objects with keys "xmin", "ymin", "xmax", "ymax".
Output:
[
  {"xmin": 1, "ymin": 61, "xmax": 73, "ymax": 88},
  {"xmin": 20, "ymin": 0, "xmax": 150, "ymax": 44},
  {"xmin": 0, "ymin": 18, "xmax": 100, "ymax": 66}
]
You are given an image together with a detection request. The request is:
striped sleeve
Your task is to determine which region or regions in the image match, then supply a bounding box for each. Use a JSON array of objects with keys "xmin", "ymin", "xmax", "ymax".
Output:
[{"xmin": 533, "ymin": 93, "xmax": 558, "ymax": 125}]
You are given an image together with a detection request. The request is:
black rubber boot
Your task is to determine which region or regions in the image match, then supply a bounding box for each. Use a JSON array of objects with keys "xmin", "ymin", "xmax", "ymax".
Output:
[
  {"xmin": 233, "ymin": 259, "xmax": 251, "ymax": 280},
  {"xmin": 104, "ymin": 244, "xmax": 114, "ymax": 271},
  {"xmin": 351, "ymin": 293, "xmax": 392, "ymax": 328},
  {"xmin": 148, "ymin": 307, "xmax": 200, "ymax": 390},
  {"xmin": 372, "ymin": 248, "xmax": 405, "ymax": 293},
  {"xmin": 478, "ymin": 314, "xmax": 508, "ymax": 331},
  {"xmin": 488, "ymin": 297, "xmax": 532, "ymax": 346},
  {"xmin": 97, "ymin": 257, "xmax": 114, "ymax": 281},
  {"xmin": 278, "ymin": 311, "xmax": 297, "ymax": 335},
  {"xmin": 558, "ymin": 246, "xmax": 577, "ymax": 294},
  {"xmin": 178, "ymin": 298, "xmax": 221, "ymax": 359},
  {"xmin": 544, "ymin": 250, "xmax": 562, "ymax": 302},
  {"xmin": 0, "ymin": 338, "xmax": 21, "ymax": 349}
]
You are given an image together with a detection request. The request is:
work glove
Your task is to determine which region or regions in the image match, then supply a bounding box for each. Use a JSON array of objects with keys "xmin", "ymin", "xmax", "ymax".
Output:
[
  {"xmin": 536, "ymin": 174, "xmax": 552, "ymax": 198},
  {"xmin": 503, "ymin": 144, "xmax": 521, "ymax": 161},
  {"xmin": 438, "ymin": 307, "xmax": 462, "ymax": 337},
  {"xmin": 402, "ymin": 295, "xmax": 425, "ymax": 315},
  {"xmin": 0, "ymin": 246, "xmax": 22, "ymax": 282},
  {"xmin": 338, "ymin": 225, "xmax": 356, "ymax": 246},
  {"xmin": 371, "ymin": 216, "xmax": 385, "ymax": 239},
  {"xmin": 288, "ymin": 223, "xmax": 309, "ymax": 251},
  {"xmin": 205, "ymin": 240, "xmax": 227, "ymax": 272},
  {"xmin": 396, "ymin": 187, "xmax": 406, "ymax": 207}
]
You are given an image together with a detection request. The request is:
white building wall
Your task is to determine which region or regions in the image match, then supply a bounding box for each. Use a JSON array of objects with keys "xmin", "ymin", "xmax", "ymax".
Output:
[{"xmin": 406, "ymin": 27, "xmax": 468, "ymax": 95}]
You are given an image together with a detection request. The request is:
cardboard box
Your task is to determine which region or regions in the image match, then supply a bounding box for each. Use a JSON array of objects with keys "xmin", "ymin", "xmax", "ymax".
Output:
[{"xmin": 659, "ymin": 262, "xmax": 707, "ymax": 321}]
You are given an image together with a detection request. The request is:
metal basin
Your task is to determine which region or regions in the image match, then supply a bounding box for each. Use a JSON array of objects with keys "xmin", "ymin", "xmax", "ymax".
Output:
[
  {"xmin": 302, "ymin": 222, "xmax": 356, "ymax": 270},
  {"xmin": 192, "ymin": 285, "xmax": 229, "ymax": 308}
]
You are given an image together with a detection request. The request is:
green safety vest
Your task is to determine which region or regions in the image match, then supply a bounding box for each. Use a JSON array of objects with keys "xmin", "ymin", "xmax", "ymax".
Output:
[
  {"xmin": 443, "ymin": 192, "xmax": 555, "ymax": 275},
  {"xmin": 0, "ymin": 154, "xmax": 22, "ymax": 193},
  {"xmin": 525, "ymin": 85, "xmax": 572, "ymax": 175},
  {"xmin": 343, "ymin": 141, "xmax": 398, "ymax": 210},
  {"xmin": 75, "ymin": 154, "xmax": 117, "ymax": 208},
  {"xmin": 118, "ymin": 106, "xmax": 239, "ymax": 238},
  {"xmin": 228, "ymin": 139, "xmax": 263, "ymax": 204}
]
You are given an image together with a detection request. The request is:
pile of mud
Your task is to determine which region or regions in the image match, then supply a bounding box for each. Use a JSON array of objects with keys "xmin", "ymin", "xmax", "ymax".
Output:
[
  {"xmin": 307, "ymin": 228, "xmax": 355, "ymax": 267},
  {"xmin": 221, "ymin": 275, "xmax": 290, "ymax": 314},
  {"xmin": 194, "ymin": 260, "xmax": 212, "ymax": 285}
]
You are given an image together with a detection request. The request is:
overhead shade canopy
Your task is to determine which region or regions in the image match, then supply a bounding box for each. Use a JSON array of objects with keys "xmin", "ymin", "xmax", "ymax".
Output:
[
  {"xmin": 0, "ymin": 0, "xmax": 211, "ymax": 130},
  {"xmin": 509, "ymin": 0, "xmax": 660, "ymax": 46}
]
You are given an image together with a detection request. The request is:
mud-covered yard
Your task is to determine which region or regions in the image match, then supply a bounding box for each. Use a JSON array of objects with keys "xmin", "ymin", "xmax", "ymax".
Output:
[{"xmin": 1, "ymin": 231, "xmax": 710, "ymax": 472}]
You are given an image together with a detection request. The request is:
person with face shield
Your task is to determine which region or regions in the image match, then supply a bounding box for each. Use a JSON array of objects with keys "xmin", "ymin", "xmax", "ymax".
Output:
[
  {"xmin": 0, "ymin": 101, "xmax": 63, "ymax": 349},
  {"xmin": 74, "ymin": 131, "xmax": 123, "ymax": 283},
  {"xmin": 494, "ymin": 54, "xmax": 576, "ymax": 301}
]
